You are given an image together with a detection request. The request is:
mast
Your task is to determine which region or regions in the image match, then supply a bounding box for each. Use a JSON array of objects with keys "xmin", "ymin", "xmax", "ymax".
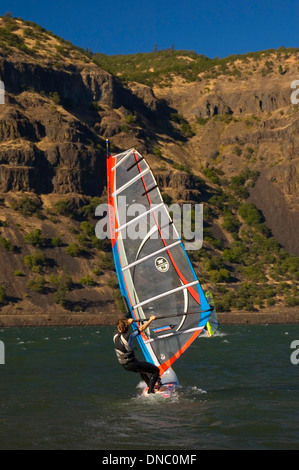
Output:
[{"xmin": 106, "ymin": 139, "xmax": 110, "ymax": 157}]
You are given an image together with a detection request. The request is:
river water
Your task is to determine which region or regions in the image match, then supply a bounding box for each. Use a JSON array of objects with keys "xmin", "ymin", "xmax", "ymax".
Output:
[{"xmin": 0, "ymin": 324, "xmax": 298, "ymax": 450}]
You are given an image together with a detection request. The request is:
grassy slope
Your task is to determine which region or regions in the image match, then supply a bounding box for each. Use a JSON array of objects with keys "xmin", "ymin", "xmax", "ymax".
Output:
[{"xmin": 93, "ymin": 47, "xmax": 299, "ymax": 86}]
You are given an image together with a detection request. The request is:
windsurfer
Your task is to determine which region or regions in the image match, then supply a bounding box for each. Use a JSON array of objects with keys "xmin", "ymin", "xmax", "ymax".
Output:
[{"xmin": 113, "ymin": 316, "xmax": 161, "ymax": 394}]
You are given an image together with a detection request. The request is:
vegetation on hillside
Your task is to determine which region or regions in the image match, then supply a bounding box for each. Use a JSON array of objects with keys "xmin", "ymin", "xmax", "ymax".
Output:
[
  {"xmin": 0, "ymin": 14, "xmax": 92, "ymax": 61},
  {"xmin": 93, "ymin": 47, "xmax": 299, "ymax": 86},
  {"xmin": 1, "ymin": 163, "xmax": 297, "ymax": 315},
  {"xmin": 0, "ymin": 195, "xmax": 115, "ymax": 311},
  {"xmin": 188, "ymin": 167, "xmax": 299, "ymax": 312}
]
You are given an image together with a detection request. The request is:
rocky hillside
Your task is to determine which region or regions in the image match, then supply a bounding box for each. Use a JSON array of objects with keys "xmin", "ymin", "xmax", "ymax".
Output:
[{"xmin": 0, "ymin": 15, "xmax": 298, "ymax": 325}]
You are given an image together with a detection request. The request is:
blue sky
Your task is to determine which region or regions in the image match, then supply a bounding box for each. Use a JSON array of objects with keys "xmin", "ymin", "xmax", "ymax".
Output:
[{"xmin": 0, "ymin": 0, "xmax": 298, "ymax": 57}]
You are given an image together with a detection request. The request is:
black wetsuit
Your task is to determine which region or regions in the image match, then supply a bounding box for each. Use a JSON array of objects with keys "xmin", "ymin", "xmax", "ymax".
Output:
[{"xmin": 113, "ymin": 328, "xmax": 160, "ymax": 393}]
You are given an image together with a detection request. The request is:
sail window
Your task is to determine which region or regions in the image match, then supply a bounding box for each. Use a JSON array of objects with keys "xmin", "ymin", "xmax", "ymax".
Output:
[
  {"xmin": 112, "ymin": 168, "xmax": 150, "ymax": 197},
  {"xmin": 133, "ymin": 280, "xmax": 199, "ymax": 309},
  {"xmin": 115, "ymin": 202, "xmax": 164, "ymax": 234},
  {"xmin": 112, "ymin": 148, "xmax": 134, "ymax": 170},
  {"xmin": 122, "ymin": 240, "xmax": 182, "ymax": 271}
]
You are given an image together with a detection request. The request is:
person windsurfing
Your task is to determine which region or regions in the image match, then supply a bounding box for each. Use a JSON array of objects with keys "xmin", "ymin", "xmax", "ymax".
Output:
[{"xmin": 113, "ymin": 316, "xmax": 161, "ymax": 394}]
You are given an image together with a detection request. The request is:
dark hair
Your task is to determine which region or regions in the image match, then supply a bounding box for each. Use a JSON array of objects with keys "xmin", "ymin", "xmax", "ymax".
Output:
[{"xmin": 117, "ymin": 318, "xmax": 129, "ymax": 333}]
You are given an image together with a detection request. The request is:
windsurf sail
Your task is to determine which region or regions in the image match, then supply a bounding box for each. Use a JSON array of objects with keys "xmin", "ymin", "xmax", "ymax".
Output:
[
  {"xmin": 106, "ymin": 142, "xmax": 213, "ymax": 375},
  {"xmin": 205, "ymin": 291, "xmax": 219, "ymax": 336}
]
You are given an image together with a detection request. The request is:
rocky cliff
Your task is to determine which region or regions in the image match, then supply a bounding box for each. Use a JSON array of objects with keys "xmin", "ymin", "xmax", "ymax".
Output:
[
  {"xmin": 151, "ymin": 54, "xmax": 299, "ymax": 257},
  {"xmin": 0, "ymin": 16, "xmax": 298, "ymax": 325}
]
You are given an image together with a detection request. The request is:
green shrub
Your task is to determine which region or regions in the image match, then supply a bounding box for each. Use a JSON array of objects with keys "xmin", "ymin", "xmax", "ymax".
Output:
[
  {"xmin": 222, "ymin": 214, "xmax": 240, "ymax": 234},
  {"xmin": 223, "ymin": 241, "xmax": 247, "ymax": 263},
  {"xmin": 53, "ymin": 200, "xmax": 75, "ymax": 218},
  {"xmin": 50, "ymin": 236, "xmax": 63, "ymax": 247},
  {"xmin": 153, "ymin": 147, "xmax": 162, "ymax": 158},
  {"xmin": 11, "ymin": 196, "xmax": 41, "ymax": 216},
  {"xmin": 49, "ymin": 91, "xmax": 61, "ymax": 104},
  {"xmin": 98, "ymin": 252, "xmax": 115, "ymax": 270},
  {"xmin": 51, "ymin": 274, "xmax": 73, "ymax": 307},
  {"xmin": 203, "ymin": 168, "xmax": 220, "ymax": 185},
  {"xmin": 90, "ymin": 101, "xmax": 101, "ymax": 111},
  {"xmin": 65, "ymin": 243, "xmax": 82, "ymax": 257},
  {"xmin": 239, "ymin": 202, "xmax": 263, "ymax": 226},
  {"xmin": 170, "ymin": 113, "xmax": 194, "ymax": 137},
  {"xmin": 55, "ymin": 45, "xmax": 68, "ymax": 57},
  {"xmin": 244, "ymin": 146, "xmax": 255, "ymax": 159},
  {"xmin": 285, "ymin": 296, "xmax": 299, "ymax": 307},
  {"xmin": 80, "ymin": 221, "xmax": 94, "ymax": 237},
  {"xmin": 76, "ymin": 233, "xmax": 87, "ymax": 244},
  {"xmin": 196, "ymin": 117, "xmax": 209, "ymax": 125},
  {"xmin": 0, "ymin": 236, "xmax": 14, "ymax": 251},
  {"xmin": 26, "ymin": 275, "xmax": 46, "ymax": 293},
  {"xmin": 49, "ymin": 274, "xmax": 73, "ymax": 291},
  {"xmin": 0, "ymin": 285, "xmax": 7, "ymax": 305},
  {"xmin": 162, "ymin": 193, "xmax": 173, "ymax": 204},
  {"xmin": 80, "ymin": 197, "xmax": 102, "ymax": 218},
  {"xmin": 0, "ymin": 25, "xmax": 32, "ymax": 54},
  {"xmin": 80, "ymin": 274, "xmax": 95, "ymax": 286},
  {"xmin": 209, "ymin": 268, "xmax": 230, "ymax": 283},
  {"xmin": 90, "ymin": 235, "xmax": 106, "ymax": 250},
  {"xmin": 172, "ymin": 163, "xmax": 191, "ymax": 173},
  {"xmin": 275, "ymin": 255, "xmax": 299, "ymax": 280},
  {"xmin": 24, "ymin": 250, "xmax": 48, "ymax": 271},
  {"xmin": 208, "ymin": 193, "xmax": 227, "ymax": 211},
  {"xmin": 208, "ymin": 237, "xmax": 225, "ymax": 250},
  {"xmin": 233, "ymin": 146, "xmax": 242, "ymax": 156},
  {"xmin": 54, "ymin": 286, "xmax": 67, "ymax": 307},
  {"xmin": 124, "ymin": 114, "xmax": 135, "ymax": 124},
  {"xmin": 203, "ymin": 255, "xmax": 226, "ymax": 271},
  {"xmin": 180, "ymin": 121, "xmax": 194, "ymax": 137},
  {"xmin": 92, "ymin": 267, "xmax": 103, "ymax": 275},
  {"xmin": 23, "ymin": 27, "xmax": 37, "ymax": 38},
  {"xmin": 24, "ymin": 229, "xmax": 45, "ymax": 247},
  {"xmin": 170, "ymin": 113, "xmax": 182, "ymax": 124},
  {"xmin": 242, "ymin": 264, "xmax": 266, "ymax": 282},
  {"xmin": 14, "ymin": 270, "xmax": 24, "ymax": 276},
  {"xmin": 113, "ymin": 289, "xmax": 127, "ymax": 313}
]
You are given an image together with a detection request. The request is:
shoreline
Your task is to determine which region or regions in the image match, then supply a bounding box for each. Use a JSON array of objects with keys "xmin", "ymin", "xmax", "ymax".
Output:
[
  {"xmin": 0, "ymin": 309, "xmax": 298, "ymax": 327},
  {"xmin": 218, "ymin": 310, "xmax": 299, "ymax": 325}
]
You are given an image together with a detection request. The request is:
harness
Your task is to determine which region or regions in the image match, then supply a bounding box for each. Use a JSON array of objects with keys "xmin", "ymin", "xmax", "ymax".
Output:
[{"xmin": 113, "ymin": 332, "xmax": 136, "ymax": 365}]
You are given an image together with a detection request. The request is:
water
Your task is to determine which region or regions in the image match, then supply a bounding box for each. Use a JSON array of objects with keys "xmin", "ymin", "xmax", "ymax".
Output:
[{"xmin": 0, "ymin": 324, "xmax": 298, "ymax": 450}]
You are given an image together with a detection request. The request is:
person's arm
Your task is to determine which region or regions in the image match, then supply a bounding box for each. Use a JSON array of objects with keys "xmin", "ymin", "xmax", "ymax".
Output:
[
  {"xmin": 127, "ymin": 316, "xmax": 156, "ymax": 349},
  {"xmin": 128, "ymin": 316, "xmax": 156, "ymax": 333},
  {"xmin": 139, "ymin": 315, "xmax": 156, "ymax": 332}
]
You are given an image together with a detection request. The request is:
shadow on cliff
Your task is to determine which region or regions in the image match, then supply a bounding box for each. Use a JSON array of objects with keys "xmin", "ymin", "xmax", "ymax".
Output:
[{"xmin": 113, "ymin": 79, "xmax": 188, "ymax": 143}]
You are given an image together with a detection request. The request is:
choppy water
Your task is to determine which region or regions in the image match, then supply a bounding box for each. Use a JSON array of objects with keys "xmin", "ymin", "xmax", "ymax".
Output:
[{"xmin": 0, "ymin": 324, "xmax": 298, "ymax": 450}]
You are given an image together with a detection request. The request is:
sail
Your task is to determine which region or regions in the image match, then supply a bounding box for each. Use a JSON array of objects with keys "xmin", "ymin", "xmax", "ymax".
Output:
[
  {"xmin": 205, "ymin": 291, "xmax": 219, "ymax": 336},
  {"xmin": 107, "ymin": 146, "xmax": 212, "ymax": 375}
]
